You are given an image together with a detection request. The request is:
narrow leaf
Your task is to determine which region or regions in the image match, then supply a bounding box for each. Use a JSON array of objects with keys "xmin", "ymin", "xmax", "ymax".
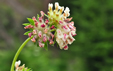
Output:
[
  {"xmin": 44, "ymin": 41, "xmax": 48, "ymax": 51},
  {"xmin": 44, "ymin": 14, "xmax": 49, "ymax": 17},
  {"xmin": 37, "ymin": 14, "xmax": 39, "ymax": 20},
  {"xmin": 23, "ymin": 23, "xmax": 30, "ymax": 26},
  {"xmin": 27, "ymin": 18, "xmax": 34, "ymax": 25},
  {"xmin": 24, "ymin": 31, "xmax": 32, "ymax": 35}
]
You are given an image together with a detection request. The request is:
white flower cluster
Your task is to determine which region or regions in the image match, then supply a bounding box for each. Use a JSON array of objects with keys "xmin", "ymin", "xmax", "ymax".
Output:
[
  {"xmin": 48, "ymin": 2, "xmax": 70, "ymax": 21},
  {"xmin": 48, "ymin": 2, "xmax": 76, "ymax": 50}
]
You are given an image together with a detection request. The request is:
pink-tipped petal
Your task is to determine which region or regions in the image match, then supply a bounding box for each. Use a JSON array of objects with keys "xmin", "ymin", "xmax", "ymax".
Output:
[{"xmin": 64, "ymin": 45, "xmax": 68, "ymax": 50}]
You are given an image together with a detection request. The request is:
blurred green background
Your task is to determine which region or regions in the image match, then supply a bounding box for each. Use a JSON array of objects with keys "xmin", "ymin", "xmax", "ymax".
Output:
[{"xmin": 0, "ymin": 0, "xmax": 113, "ymax": 71}]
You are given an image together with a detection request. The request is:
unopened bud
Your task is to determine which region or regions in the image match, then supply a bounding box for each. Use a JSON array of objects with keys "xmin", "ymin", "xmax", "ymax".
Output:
[
  {"xmin": 50, "ymin": 25, "xmax": 55, "ymax": 29},
  {"xmin": 38, "ymin": 31, "xmax": 42, "ymax": 38},
  {"xmin": 39, "ymin": 42, "xmax": 44, "ymax": 47},
  {"xmin": 32, "ymin": 16, "xmax": 37, "ymax": 22},
  {"xmin": 44, "ymin": 29, "xmax": 48, "ymax": 34},
  {"xmin": 49, "ymin": 40, "xmax": 54, "ymax": 45},
  {"xmin": 33, "ymin": 30, "xmax": 37, "ymax": 34},
  {"xmin": 39, "ymin": 17, "xmax": 42, "ymax": 22},
  {"xmin": 28, "ymin": 33, "xmax": 32, "ymax": 37},
  {"xmin": 31, "ymin": 37, "xmax": 36, "ymax": 42},
  {"xmin": 35, "ymin": 22, "xmax": 38, "ymax": 27},
  {"xmin": 43, "ymin": 36, "xmax": 47, "ymax": 42},
  {"xmin": 41, "ymin": 24, "xmax": 45, "ymax": 28},
  {"xmin": 45, "ymin": 19, "xmax": 49, "ymax": 25}
]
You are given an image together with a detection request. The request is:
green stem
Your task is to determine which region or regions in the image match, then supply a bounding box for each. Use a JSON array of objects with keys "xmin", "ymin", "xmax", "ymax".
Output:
[{"xmin": 10, "ymin": 37, "xmax": 32, "ymax": 71}]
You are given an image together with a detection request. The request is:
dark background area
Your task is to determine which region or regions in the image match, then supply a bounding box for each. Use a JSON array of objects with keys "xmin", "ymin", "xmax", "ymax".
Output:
[{"xmin": 0, "ymin": 0, "xmax": 113, "ymax": 71}]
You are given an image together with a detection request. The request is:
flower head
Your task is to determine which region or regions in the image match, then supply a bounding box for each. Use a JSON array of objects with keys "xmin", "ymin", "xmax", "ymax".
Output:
[
  {"xmin": 48, "ymin": 2, "xmax": 77, "ymax": 50},
  {"xmin": 23, "ymin": 2, "xmax": 76, "ymax": 50},
  {"xmin": 24, "ymin": 11, "xmax": 52, "ymax": 48}
]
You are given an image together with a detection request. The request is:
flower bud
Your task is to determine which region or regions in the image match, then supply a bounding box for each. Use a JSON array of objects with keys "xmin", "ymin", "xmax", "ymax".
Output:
[
  {"xmin": 49, "ymin": 40, "xmax": 54, "ymax": 45},
  {"xmin": 45, "ymin": 19, "xmax": 49, "ymax": 25},
  {"xmin": 35, "ymin": 22, "xmax": 38, "ymax": 27},
  {"xmin": 44, "ymin": 28, "xmax": 48, "ymax": 34},
  {"xmin": 32, "ymin": 16, "xmax": 37, "ymax": 22},
  {"xmin": 33, "ymin": 30, "xmax": 37, "ymax": 35},
  {"xmin": 43, "ymin": 35, "xmax": 47, "ymax": 42},
  {"xmin": 38, "ymin": 31, "xmax": 42, "ymax": 38},
  {"xmin": 41, "ymin": 24, "xmax": 45, "ymax": 28},
  {"xmin": 39, "ymin": 42, "xmax": 44, "ymax": 47},
  {"xmin": 50, "ymin": 25, "xmax": 55, "ymax": 29},
  {"xmin": 31, "ymin": 37, "xmax": 36, "ymax": 42},
  {"xmin": 28, "ymin": 33, "xmax": 32, "ymax": 37},
  {"xmin": 39, "ymin": 17, "xmax": 42, "ymax": 22}
]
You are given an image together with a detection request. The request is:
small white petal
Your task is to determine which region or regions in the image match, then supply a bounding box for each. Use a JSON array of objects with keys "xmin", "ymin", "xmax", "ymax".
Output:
[
  {"xmin": 64, "ymin": 7, "xmax": 70, "ymax": 14},
  {"xmin": 15, "ymin": 60, "xmax": 21, "ymax": 67},
  {"xmin": 55, "ymin": 2, "xmax": 59, "ymax": 8},
  {"xmin": 48, "ymin": 3, "xmax": 53, "ymax": 9},
  {"xmin": 50, "ymin": 4, "xmax": 53, "ymax": 8}
]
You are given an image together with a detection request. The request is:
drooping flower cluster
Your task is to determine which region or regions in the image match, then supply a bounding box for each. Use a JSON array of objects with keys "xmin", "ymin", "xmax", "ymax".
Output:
[
  {"xmin": 47, "ymin": 2, "xmax": 76, "ymax": 50},
  {"xmin": 23, "ymin": 2, "xmax": 76, "ymax": 50},
  {"xmin": 15, "ymin": 60, "xmax": 31, "ymax": 71}
]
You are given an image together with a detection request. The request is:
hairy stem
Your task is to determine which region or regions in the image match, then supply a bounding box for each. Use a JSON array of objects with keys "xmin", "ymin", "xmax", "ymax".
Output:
[{"xmin": 10, "ymin": 37, "xmax": 32, "ymax": 71}]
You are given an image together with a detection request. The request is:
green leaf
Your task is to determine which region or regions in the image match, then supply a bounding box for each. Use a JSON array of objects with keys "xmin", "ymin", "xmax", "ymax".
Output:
[
  {"xmin": 44, "ymin": 41, "xmax": 48, "ymax": 51},
  {"xmin": 50, "ymin": 29, "xmax": 56, "ymax": 32},
  {"xmin": 44, "ymin": 14, "xmax": 49, "ymax": 17},
  {"xmin": 24, "ymin": 31, "xmax": 32, "ymax": 35},
  {"xmin": 23, "ymin": 23, "xmax": 30, "ymax": 26},
  {"xmin": 27, "ymin": 18, "xmax": 34, "ymax": 25},
  {"xmin": 37, "ymin": 14, "xmax": 39, "ymax": 20}
]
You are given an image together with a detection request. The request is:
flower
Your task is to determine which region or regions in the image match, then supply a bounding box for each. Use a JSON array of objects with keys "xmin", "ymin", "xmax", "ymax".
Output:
[
  {"xmin": 24, "ymin": 11, "xmax": 52, "ymax": 48},
  {"xmin": 15, "ymin": 60, "xmax": 21, "ymax": 69},
  {"xmin": 23, "ymin": 2, "xmax": 76, "ymax": 50},
  {"xmin": 15, "ymin": 60, "xmax": 31, "ymax": 71},
  {"xmin": 48, "ymin": 2, "xmax": 77, "ymax": 50},
  {"xmin": 48, "ymin": 2, "xmax": 70, "ymax": 21}
]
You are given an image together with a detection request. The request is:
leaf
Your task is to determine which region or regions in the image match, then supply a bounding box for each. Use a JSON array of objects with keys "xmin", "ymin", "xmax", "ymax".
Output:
[
  {"xmin": 37, "ymin": 14, "xmax": 39, "ymax": 20},
  {"xmin": 50, "ymin": 29, "xmax": 56, "ymax": 32},
  {"xmin": 44, "ymin": 41, "xmax": 48, "ymax": 51},
  {"xmin": 27, "ymin": 18, "xmax": 34, "ymax": 25},
  {"xmin": 44, "ymin": 14, "xmax": 49, "ymax": 17},
  {"xmin": 23, "ymin": 23, "xmax": 30, "ymax": 26},
  {"xmin": 24, "ymin": 31, "xmax": 32, "ymax": 35},
  {"xmin": 56, "ymin": 42, "xmax": 59, "ymax": 47}
]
